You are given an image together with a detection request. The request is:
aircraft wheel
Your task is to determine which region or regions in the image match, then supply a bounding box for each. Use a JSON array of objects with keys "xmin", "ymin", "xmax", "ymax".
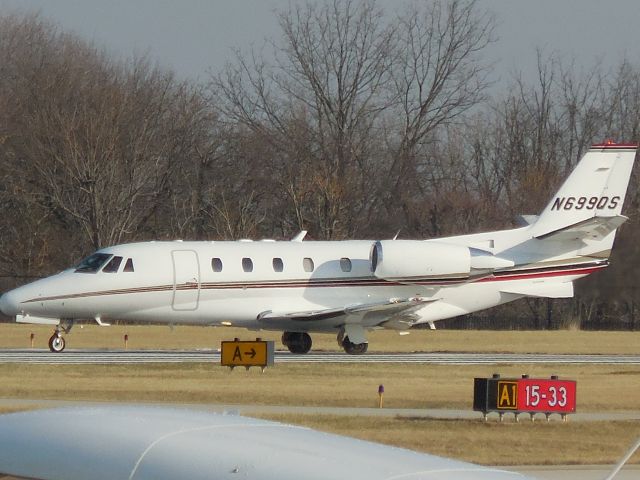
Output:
[
  {"xmin": 342, "ymin": 337, "xmax": 368, "ymax": 355},
  {"xmin": 283, "ymin": 332, "xmax": 312, "ymax": 354},
  {"xmin": 48, "ymin": 334, "xmax": 66, "ymax": 353}
]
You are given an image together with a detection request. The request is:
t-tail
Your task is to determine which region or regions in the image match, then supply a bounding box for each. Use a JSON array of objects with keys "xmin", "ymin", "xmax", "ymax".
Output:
[
  {"xmin": 478, "ymin": 141, "xmax": 638, "ymax": 304},
  {"xmin": 529, "ymin": 142, "xmax": 636, "ymax": 256}
]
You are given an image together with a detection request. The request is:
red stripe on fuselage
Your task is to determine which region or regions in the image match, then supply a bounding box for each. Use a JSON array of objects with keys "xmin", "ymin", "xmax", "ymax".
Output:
[
  {"xmin": 478, "ymin": 265, "xmax": 606, "ymax": 282},
  {"xmin": 21, "ymin": 263, "xmax": 606, "ymax": 304}
]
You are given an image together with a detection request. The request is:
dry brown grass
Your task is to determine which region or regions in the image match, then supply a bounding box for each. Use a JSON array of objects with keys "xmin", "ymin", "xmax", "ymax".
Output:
[
  {"xmin": 0, "ymin": 362, "xmax": 638, "ymax": 411},
  {"xmin": 1, "ymin": 323, "xmax": 640, "ymax": 354},
  {"xmin": 1, "ymin": 325, "xmax": 639, "ymax": 467},
  {"xmin": 0, "ymin": 405, "xmax": 36, "ymax": 415},
  {"xmin": 253, "ymin": 414, "xmax": 640, "ymax": 466}
]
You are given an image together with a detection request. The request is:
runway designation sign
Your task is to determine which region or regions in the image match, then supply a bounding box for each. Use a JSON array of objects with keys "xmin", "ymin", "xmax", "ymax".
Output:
[
  {"xmin": 221, "ymin": 340, "xmax": 275, "ymax": 369},
  {"xmin": 474, "ymin": 376, "xmax": 576, "ymax": 418}
]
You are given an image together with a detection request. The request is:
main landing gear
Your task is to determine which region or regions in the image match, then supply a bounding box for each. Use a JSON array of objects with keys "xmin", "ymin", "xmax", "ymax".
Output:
[
  {"xmin": 282, "ymin": 331, "xmax": 312, "ymax": 354},
  {"xmin": 341, "ymin": 337, "xmax": 368, "ymax": 355},
  {"xmin": 337, "ymin": 329, "xmax": 368, "ymax": 355},
  {"xmin": 48, "ymin": 321, "xmax": 73, "ymax": 353},
  {"xmin": 281, "ymin": 329, "xmax": 369, "ymax": 355}
]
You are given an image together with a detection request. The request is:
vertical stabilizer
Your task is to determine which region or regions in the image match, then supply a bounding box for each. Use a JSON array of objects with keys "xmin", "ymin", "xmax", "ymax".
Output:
[{"xmin": 530, "ymin": 143, "xmax": 636, "ymax": 240}]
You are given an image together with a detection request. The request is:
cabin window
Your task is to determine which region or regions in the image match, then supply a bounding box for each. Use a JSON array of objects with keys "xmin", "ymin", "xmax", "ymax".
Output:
[
  {"xmin": 242, "ymin": 257, "xmax": 253, "ymax": 272},
  {"xmin": 303, "ymin": 257, "xmax": 314, "ymax": 272},
  {"xmin": 212, "ymin": 258, "xmax": 223, "ymax": 272},
  {"xmin": 102, "ymin": 256, "xmax": 123, "ymax": 273},
  {"xmin": 272, "ymin": 257, "xmax": 284, "ymax": 272},
  {"xmin": 123, "ymin": 258, "xmax": 135, "ymax": 272},
  {"xmin": 75, "ymin": 253, "xmax": 112, "ymax": 273},
  {"xmin": 340, "ymin": 257, "xmax": 352, "ymax": 272}
]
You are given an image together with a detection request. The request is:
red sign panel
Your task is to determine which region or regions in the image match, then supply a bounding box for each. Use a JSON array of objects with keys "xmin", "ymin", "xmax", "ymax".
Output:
[{"xmin": 516, "ymin": 379, "xmax": 576, "ymax": 413}]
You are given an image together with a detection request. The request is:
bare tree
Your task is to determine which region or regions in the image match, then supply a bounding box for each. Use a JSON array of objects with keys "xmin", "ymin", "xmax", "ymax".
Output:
[
  {"xmin": 213, "ymin": 0, "xmax": 396, "ymax": 238},
  {"xmin": 213, "ymin": 0, "xmax": 495, "ymax": 239},
  {"xmin": 0, "ymin": 13, "xmax": 200, "ymax": 256},
  {"xmin": 377, "ymin": 0, "xmax": 496, "ymax": 235},
  {"xmin": 386, "ymin": 0, "xmax": 494, "ymax": 179}
]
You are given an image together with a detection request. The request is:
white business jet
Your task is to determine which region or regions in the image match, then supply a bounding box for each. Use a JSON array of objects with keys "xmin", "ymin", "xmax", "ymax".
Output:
[{"xmin": 0, "ymin": 142, "xmax": 636, "ymax": 354}]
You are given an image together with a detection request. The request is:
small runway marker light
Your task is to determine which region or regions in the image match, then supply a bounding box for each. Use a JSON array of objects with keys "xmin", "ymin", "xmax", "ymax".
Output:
[
  {"xmin": 30, "ymin": 332, "xmax": 34, "ymax": 348},
  {"xmin": 124, "ymin": 334, "xmax": 129, "ymax": 349},
  {"xmin": 378, "ymin": 384, "xmax": 384, "ymax": 408}
]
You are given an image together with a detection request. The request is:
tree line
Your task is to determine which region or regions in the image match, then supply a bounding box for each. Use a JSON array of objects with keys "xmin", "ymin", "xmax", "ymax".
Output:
[{"xmin": 1, "ymin": 1, "xmax": 639, "ymax": 329}]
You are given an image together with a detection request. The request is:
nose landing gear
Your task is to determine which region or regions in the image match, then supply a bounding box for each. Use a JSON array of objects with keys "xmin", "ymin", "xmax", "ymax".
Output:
[
  {"xmin": 48, "ymin": 333, "xmax": 65, "ymax": 353},
  {"xmin": 48, "ymin": 321, "xmax": 73, "ymax": 353}
]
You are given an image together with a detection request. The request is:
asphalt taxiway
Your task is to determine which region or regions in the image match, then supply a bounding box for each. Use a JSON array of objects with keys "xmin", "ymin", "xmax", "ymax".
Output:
[
  {"xmin": 1, "ymin": 349, "xmax": 640, "ymax": 364},
  {"xmin": 506, "ymin": 465, "xmax": 640, "ymax": 480}
]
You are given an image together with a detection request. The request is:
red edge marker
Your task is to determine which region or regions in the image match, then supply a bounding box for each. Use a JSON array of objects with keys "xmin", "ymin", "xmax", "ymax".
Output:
[{"xmin": 591, "ymin": 140, "xmax": 638, "ymax": 149}]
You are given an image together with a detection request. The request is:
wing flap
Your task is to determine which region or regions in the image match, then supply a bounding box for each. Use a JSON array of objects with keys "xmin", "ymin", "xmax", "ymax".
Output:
[
  {"xmin": 258, "ymin": 297, "xmax": 432, "ymax": 323},
  {"xmin": 16, "ymin": 314, "xmax": 60, "ymax": 325}
]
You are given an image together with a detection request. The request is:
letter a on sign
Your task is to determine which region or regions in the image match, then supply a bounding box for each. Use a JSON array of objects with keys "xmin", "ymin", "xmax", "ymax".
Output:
[
  {"xmin": 497, "ymin": 381, "xmax": 517, "ymax": 409},
  {"xmin": 232, "ymin": 346, "xmax": 242, "ymax": 361}
]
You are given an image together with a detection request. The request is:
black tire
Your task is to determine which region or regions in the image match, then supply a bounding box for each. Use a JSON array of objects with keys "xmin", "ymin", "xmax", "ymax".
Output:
[
  {"xmin": 281, "ymin": 331, "xmax": 293, "ymax": 347},
  {"xmin": 285, "ymin": 332, "xmax": 312, "ymax": 354},
  {"xmin": 342, "ymin": 337, "xmax": 368, "ymax": 355},
  {"xmin": 49, "ymin": 334, "xmax": 65, "ymax": 353}
]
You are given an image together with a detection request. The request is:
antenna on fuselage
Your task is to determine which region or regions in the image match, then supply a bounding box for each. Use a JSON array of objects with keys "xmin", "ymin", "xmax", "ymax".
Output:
[
  {"xmin": 392, "ymin": 230, "xmax": 401, "ymax": 240},
  {"xmin": 291, "ymin": 230, "xmax": 307, "ymax": 242}
]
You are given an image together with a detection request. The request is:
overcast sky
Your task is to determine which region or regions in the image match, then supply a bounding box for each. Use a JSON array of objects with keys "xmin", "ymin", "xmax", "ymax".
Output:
[{"xmin": 0, "ymin": 0, "xmax": 638, "ymax": 86}]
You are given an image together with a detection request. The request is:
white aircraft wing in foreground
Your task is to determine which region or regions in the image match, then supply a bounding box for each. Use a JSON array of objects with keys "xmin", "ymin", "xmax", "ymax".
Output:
[
  {"xmin": 0, "ymin": 406, "xmax": 531, "ymax": 480},
  {"xmin": 0, "ymin": 142, "xmax": 636, "ymax": 353}
]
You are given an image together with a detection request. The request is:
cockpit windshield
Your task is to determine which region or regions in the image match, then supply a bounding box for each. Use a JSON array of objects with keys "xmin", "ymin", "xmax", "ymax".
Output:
[{"xmin": 74, "ymin": 253, "xmax": 113, "ymax": 273}]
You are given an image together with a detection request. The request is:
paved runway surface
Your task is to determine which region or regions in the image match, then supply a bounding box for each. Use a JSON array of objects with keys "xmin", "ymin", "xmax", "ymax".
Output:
[
  {"xmin": 1, "ymin": 349, "xmax": 640, "ymax": 364},
  {"xmin": 507, "ymin": 465, "xmax": 640, "ymax": 480}
]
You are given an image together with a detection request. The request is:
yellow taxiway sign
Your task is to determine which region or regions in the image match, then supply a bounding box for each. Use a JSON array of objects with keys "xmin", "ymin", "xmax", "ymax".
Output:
[{"xmin": 221, "ymin": 339, "xmax": 275, "ymax": 369}]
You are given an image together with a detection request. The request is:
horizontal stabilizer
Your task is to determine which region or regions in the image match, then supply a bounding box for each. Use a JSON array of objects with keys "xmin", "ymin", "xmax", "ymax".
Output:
[
  {"xmin": 501, "ymin": 282, "xmax": 574, "ymax": 298},
  {"xmin": 258, "ymin": 297, "xmax": 431, "ymax": 323},
  {"xmin": 534, "ymin": 215, "xmax": 627, "ymax": 241}
]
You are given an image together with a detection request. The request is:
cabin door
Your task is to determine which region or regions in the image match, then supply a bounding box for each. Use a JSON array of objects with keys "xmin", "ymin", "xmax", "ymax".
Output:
[{"xmin": 171, "ymin": 250, "xmax": 200, "ymax": 311}]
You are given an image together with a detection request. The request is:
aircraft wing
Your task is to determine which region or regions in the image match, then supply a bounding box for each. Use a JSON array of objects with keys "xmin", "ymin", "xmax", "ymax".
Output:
[
  {"xmin": 534, "ymin": 215, "xmax": 627, "ymax": 241},
  {"xmin": 0, "ymin": 406, "xmax": 531, "ymax": 480},
  {"xmin": 258, "ymin": 297, "xmax": 433, "ymax": 324}
]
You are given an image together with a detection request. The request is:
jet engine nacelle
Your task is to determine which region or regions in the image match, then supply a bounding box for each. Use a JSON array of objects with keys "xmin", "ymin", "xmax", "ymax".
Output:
[
  {"xmin": 371, "ymin": 240, "xmax": 516, "ymax": 282},
  {"xmin": 371, "ymin": 240, "xmax": 472, "ymax": 281}
]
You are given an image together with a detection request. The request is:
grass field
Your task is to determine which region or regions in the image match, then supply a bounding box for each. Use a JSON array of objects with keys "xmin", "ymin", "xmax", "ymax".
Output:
[
  {"xmin": 0, "ymin": 362, "xmax": 639, "ymax": 412},
  {"xmin": 2, "ymin": 323, "xmax": 640, "ymax": 354},
  {"xmin": 253, "ymin": 414, "xmax": 640, "ymax": 466},
  {"xmin": 1, "ymin": 325, "xmax": 639, "ymax": 466}
]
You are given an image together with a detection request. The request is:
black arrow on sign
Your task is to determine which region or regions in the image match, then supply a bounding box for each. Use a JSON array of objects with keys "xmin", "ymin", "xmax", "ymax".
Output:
[{"xmin": 245, "ymin": 348, "xmax": 256, "ymax": 359}]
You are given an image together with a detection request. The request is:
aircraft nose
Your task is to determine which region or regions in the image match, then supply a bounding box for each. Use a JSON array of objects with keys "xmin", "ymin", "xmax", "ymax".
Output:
[{"xmin": 0, "ymin": 290, "xmax": 19, "ymax": 316}]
